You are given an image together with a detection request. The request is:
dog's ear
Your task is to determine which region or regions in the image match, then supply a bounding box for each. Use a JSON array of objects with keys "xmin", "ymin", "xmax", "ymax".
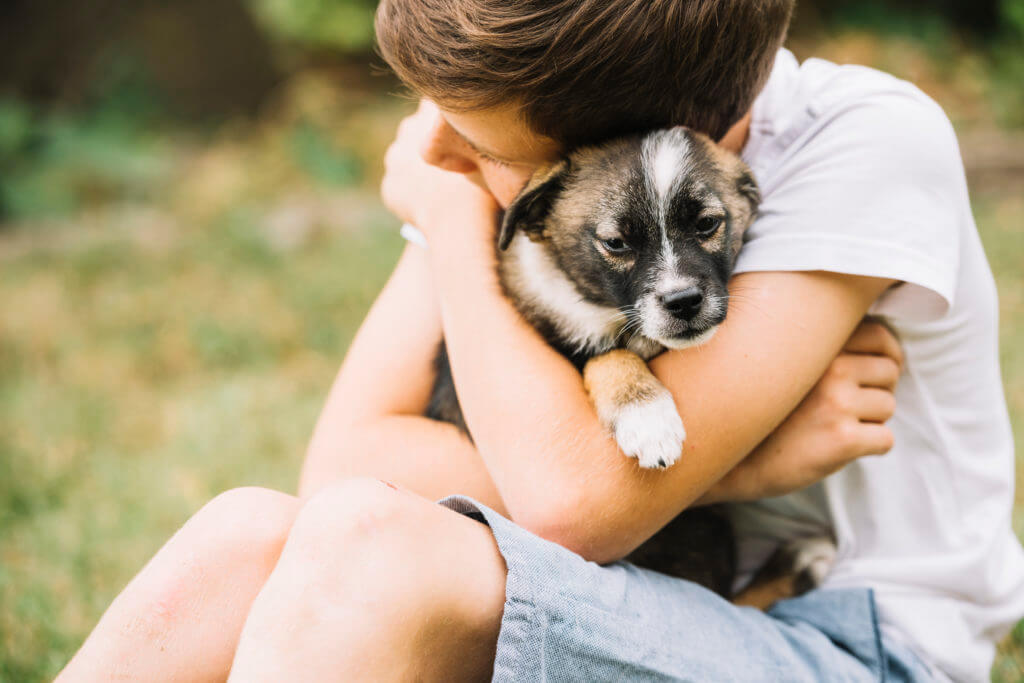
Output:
[
  {"xmin": 498, "ymin": 159, "xmax": 570, "ymax": 251},
  {"xmin": 729, "ymin": 170, "xmax": 761, "ymax": 260},
  {"xmin": 736, "ymin": 170, "xmax": 761, "ymax": 219}
]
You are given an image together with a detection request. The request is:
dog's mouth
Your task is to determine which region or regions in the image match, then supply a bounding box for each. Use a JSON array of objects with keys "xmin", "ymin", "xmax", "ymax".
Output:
[
  {"xmin": 656, "ymin": 323, "xmax": 722, "ymax": 350},
  {"xmin": 637, "ymin": 294, "xmax": 728, "ymax": 350}
]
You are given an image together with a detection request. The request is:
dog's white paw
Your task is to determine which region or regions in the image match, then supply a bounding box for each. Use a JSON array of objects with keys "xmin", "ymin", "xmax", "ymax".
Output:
[
  {"xmin": 786, "ymin": 536, "xmax": 838, "ymax": 591},
  {"xmin": 613, "ymin": 392, "xmax": 685, "ymax": 469}
]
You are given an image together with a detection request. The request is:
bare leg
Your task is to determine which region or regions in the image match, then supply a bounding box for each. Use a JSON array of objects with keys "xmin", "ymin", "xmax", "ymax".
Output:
[
  {"xmin": 57, "ymin": 487, "xmax": 300, "ymax": 682},
  {"xmin": 229, "ymin": 478, "xmax": 507, "ymax": 682}
]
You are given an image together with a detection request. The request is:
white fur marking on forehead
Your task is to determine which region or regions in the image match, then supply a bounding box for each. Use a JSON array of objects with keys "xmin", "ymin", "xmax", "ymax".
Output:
[
  {"xmin": 652, "ymin": 141, "xmax": 683, "ymax": 203},
  {"xmin": 642, "ymin": 132, "xmax": 695, "ymax": 280},
  {"xmin": 642, "ymin": 132, "xmax": 694, "ymax": 210},
  {"xmin": 509, "ymin": 234, "xmax": 625, "ymax": 355}
]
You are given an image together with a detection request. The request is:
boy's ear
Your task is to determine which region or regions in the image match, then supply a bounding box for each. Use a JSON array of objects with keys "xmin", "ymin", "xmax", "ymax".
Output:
[{"xmin": 498, "ymin": 159, "xmax": 570, "ymax": 251}]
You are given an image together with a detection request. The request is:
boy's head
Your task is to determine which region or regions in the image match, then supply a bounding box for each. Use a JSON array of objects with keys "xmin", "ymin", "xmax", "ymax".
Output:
[{"xmin": 376, "ymin": 0, "xmax": 794, "ymax": 149}]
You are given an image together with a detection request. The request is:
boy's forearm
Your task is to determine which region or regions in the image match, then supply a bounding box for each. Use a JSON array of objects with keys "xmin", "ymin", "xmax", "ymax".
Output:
[
  {"xmin": 692, "ymin": 452, "xmax": 764, "ymax": 506},
  {"xmin": 696, "ymin": 324, "xmax": 902, "ymax": 506},
  {"xmin": 299, "ymin": 414, "xmax": 507, "ymax": 513},
  {"xmin": 428, "ymin": 215, "xmax": 612, "ymax": 492}
]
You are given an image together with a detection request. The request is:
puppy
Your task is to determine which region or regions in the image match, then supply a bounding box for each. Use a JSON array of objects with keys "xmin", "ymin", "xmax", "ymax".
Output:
[
  {"xmin": 428, "ymin": 126, "xmax": 758, "ymax": 468},
  {"xmin": 425, "ymin": 126, "xmax": 838, "ymax": 601}
]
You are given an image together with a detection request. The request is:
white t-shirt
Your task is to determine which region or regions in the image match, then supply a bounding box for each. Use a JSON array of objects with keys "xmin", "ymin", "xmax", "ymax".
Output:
[{"xmin": 728, "ymin": 48, "xmax": 1024, "ymax": 682}]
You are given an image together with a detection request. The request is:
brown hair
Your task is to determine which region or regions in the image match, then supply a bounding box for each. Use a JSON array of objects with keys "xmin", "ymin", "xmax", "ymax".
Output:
[{"xmin": 375, "ymin": 0, "xmax": 794, "ymax": 149}]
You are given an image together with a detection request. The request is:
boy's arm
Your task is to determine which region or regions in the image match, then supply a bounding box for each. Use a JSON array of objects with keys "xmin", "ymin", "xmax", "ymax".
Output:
[
  {"xmin": 699, "ymin": 318, "xmax": 901, "ymax": 505},
  {"xmin": 300, "ymin": 238, "xmax": 898, "ymax": 515},
  {"xmin": 424, "ymin": 198, "xmax": 893, "ymax": 564},
  {"xmin": 298, "ymin": 243, "xmax": 505, "ymax": 511}
]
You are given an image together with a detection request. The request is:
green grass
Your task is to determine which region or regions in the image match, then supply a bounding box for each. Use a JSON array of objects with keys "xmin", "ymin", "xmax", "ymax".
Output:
[
  {"xmin": 0, "ymin": 76, "xmax": 411, "ymax": 678},
  {"xmin": 984, "ymin": 190, "xmax": 1024, "ymax": 683},
  {"xmin": 0, "ymin": 205, "xmax": 404, "ymax": 680}
]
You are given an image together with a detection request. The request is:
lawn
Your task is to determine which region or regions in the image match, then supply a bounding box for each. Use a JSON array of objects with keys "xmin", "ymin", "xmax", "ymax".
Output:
[{"xmin": 1, "ymin": 37, "xmax": 1022, "ymax": 681}]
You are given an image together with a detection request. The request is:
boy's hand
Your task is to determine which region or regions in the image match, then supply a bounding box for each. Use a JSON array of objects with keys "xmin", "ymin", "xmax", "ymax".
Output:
[
  {"xmin": 701, "ymin": 318, "xmax": 903, "ymax": 503},
  {"xmin": 380, "ymin": 100, "xmax": 497, "ymax": 239}
]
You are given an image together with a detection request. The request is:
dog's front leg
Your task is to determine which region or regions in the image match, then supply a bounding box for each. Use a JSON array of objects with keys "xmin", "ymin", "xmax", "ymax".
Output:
[{"xmin": 583, "ymin": 350, "xmax": 685, "ymax": 469}]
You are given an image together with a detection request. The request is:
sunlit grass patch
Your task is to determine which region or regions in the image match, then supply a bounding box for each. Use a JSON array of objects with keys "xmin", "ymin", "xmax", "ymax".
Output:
[
  {"xmin": 974, "ymin": 192, "xmax": 1024, "ymax": 683},
  {"xmin": 0, "ymin": 199, "xmax": 404, "ymax": 678}
]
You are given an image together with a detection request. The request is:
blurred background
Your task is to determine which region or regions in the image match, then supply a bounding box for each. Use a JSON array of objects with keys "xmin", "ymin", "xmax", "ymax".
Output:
[{"xmin": 0, "ymin": 0, "xmax": 1021, "ymax": 679}]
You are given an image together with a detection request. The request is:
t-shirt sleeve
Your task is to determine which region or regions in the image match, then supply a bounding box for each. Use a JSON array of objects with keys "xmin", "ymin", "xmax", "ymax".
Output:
[{"xmin": 734, "ymin": 92, "xmax": 966, "ymax": 322}]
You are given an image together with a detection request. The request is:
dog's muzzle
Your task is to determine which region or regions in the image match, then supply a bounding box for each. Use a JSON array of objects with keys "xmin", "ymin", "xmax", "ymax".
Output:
[{"xmin": 659, "ymin": 286, "xmax": 704, "ymax": 322}]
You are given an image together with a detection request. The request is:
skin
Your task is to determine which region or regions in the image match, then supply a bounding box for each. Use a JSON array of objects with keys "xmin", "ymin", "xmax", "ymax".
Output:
[{"xmin": 58, "ymin": 100, "xmax": 903, "ymax": 681}]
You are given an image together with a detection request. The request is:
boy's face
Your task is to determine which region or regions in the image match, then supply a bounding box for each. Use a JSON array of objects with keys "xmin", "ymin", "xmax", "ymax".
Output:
[
  {"xmin": 419, "ymin": 102, "xmax": 563, "ymax": 209},
  {"xmin": 417, "ymin": 101, "xmax": 752, "ymax": 210}
]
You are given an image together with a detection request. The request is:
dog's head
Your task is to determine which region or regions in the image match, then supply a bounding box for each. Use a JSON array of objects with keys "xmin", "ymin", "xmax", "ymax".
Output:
[{"xmin": 498, "ymin": 127, "xmax": 760, "ymax": 350}]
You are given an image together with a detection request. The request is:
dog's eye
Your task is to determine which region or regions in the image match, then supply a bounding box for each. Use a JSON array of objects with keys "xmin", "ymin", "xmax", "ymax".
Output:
[
  {"xmin": 696, "ymin": 217, "xmax": 723, "ymax": 238},
  {"xmin": 600, "ymin": 237, "xmax": 630, "ymax": 254}
]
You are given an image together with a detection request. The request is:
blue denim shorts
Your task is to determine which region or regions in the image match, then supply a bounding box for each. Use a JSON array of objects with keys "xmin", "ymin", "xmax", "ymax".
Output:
[{"xmin": 439, "ymin": 495, "xmax": 937, "ymax": 682}]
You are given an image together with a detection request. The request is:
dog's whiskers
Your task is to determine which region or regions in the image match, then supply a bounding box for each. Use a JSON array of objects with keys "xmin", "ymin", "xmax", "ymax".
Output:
[
  {"xmin": 721, "ymin": 292, "xmax": 771, "ymax": 319},
  {"xmin": 612, "ymin": 306, "xmax": 643, "ymax": 343},
  {"xmin": 624, "ymin": 323, "xmax": 647, "ymax": 349},
  {"xmin": 613, "ymin": 318, "xmax": 643, "ymax": 345}
]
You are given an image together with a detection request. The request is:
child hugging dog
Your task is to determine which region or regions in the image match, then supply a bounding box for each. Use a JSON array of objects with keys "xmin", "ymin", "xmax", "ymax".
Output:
[{"xmin": 59, "ymin": 2, "xmax": 1024, "ymax": 681}]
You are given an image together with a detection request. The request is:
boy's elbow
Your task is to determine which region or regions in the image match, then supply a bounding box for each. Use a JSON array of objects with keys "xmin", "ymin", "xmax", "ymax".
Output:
[{"xmin": 511, "ymin": 494, "xmax": 632, "ymax": 566}]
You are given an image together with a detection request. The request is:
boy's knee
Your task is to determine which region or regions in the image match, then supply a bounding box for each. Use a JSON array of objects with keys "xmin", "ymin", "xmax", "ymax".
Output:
[
  {"xmin": 189, "ymin": 486, "xmax": 300, "ymax": 558},
  {"xmin": 287, "ymin": 477, "xmax": 420, "ymax": 559},
  {"xmin": 121, "ymin": 487, "xmax": 299, "ymax": 636},
  {"xmin": 266, "ymin": 478, "xmax": 452, "ymax": 620},
  {"xmin": 260, "ymin": 480, "xmax": 505, "ymax": 656},
  {"xmin": 286, "ymin": 478, "xmax": 484, "ymax": 597}
]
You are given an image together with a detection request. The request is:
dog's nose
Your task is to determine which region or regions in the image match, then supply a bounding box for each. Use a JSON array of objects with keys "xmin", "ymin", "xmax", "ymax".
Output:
[{"xmin": 660, "ymin": 287, "xmax": 704, "ymax": 320}]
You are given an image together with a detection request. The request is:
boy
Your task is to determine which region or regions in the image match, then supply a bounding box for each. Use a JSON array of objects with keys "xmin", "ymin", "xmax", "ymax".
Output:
[{"xmin": 59, "ymin": 1, "xmax": 1023, "ymax": 680}]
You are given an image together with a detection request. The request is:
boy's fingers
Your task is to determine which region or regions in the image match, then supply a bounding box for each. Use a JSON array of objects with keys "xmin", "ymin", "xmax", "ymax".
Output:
[
  {"xmin": 845, "ymin": 354, "xmax": 901, "ymax": 390},
  {"xmin": 844, "ymin": 319, "xmax": 904, "ymax": 367},
  {"xmin": 855, "ymin": 423, "xmax": 896, "ymax": 456},
  {"xmin": 855, "ymin": 387, "xmax": 897, "ymax": 423}
]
